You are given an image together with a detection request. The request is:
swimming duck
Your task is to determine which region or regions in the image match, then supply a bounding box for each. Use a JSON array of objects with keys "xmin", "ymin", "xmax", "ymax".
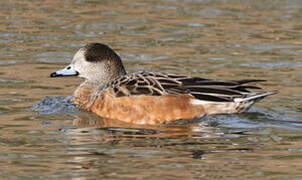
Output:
[{"xmin": 50, "ymin": 43, "xmax": 277, "ymax": 124}]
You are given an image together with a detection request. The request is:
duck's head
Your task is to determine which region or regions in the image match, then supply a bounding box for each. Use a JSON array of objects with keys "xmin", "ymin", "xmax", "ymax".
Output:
[{"xmin": 50, "ymin": 43, "xmax": 126, "ymax": 84}]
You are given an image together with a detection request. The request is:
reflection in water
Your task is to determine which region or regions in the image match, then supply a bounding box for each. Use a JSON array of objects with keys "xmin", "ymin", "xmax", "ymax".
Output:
[
  {"xmin": 60, "ymin": 115, "xmax": 260, "ymax": 179},
  {"xmin": 71, "ymin": 114, "xmax": 222, "ymax": 139}
]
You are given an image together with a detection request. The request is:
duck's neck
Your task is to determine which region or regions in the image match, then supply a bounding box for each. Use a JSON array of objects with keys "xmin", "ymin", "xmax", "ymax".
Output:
[
  {"xmin": 72, "ymin": 66, "xmax": 126, "ymax": 109},
  {"xmin": 87, "ymin": 64, "xmax": 126, "ymax": 88},
  {"xmin": 72, "ymin": 81, "xmax": 100, "ymax": 109}
]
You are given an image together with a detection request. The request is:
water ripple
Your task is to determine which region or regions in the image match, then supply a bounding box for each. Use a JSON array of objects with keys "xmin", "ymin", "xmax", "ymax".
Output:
[{"xmin": 32, "ymin": 96, "xmax": 76, "ymax": 115}]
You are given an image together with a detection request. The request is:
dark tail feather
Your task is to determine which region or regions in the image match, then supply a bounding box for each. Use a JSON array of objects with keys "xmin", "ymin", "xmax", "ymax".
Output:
[
  {"xmin": 235, "ymin": 90, "xmax": 278, "ymax": 103},
  {"xmin": 235, "ymin": 79, "xmax": 266, "ymax": 84}
]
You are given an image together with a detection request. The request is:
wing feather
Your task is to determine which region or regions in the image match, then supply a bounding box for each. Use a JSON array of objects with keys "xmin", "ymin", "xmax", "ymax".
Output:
[{"xmin": 108, "ymin": 71, "xmax": 265, "ymax": 102}]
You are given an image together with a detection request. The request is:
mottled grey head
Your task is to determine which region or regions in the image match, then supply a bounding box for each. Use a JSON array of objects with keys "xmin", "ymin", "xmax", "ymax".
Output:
[{"xmin": 50, "ymin": 43, "xmax": 126, "ymax": 84}]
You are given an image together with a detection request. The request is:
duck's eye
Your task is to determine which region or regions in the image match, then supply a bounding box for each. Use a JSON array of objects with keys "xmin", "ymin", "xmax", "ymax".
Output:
[{"xmin": 67, "ymin": 66, "xmax": 71, "ymax": 70}]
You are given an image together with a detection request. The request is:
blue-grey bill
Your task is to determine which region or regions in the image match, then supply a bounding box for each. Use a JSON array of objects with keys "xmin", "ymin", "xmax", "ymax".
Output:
[{"xmin": 50, "ymin": 64, "xmax": 79, "ymax": 77}]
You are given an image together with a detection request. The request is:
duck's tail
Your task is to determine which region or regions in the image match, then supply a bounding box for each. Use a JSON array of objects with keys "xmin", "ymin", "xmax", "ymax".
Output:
[
  {"xmin": 234, "ymin": 90, "xmax": 278, "ymax": 103},
  {"xmin": 191, "ymin": 90, "xmax": 278, "ymax": 115},
  {"xmin": 232, "ymin": 90, "xmax": 278, "ymax": 112}
]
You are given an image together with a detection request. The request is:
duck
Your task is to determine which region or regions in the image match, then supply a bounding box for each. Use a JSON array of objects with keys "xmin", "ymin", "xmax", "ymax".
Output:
[{"xmin": 50, "ymin": 43, "xmax": 278, "ymax": 125}]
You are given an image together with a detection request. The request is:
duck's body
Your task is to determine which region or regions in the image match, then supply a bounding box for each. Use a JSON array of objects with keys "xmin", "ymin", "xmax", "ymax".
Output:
[
  {"xmin": 73, "ymin": 83, "xmax": 202, "ymax": 124},
  {"xmin": 50, "ymin": 43, "xmax": 277, "ymax": 125}
]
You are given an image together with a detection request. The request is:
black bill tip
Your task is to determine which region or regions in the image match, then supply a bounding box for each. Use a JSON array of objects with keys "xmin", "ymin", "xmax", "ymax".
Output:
[{"xmin": 50, "ymin": 72, "xmax": 62, "ymax": 77}]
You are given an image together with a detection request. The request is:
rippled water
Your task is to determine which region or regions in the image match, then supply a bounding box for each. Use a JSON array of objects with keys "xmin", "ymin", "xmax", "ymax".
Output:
[{"xmin": 0, "ymin": 0, "xmax": 302, "ymax": 179}]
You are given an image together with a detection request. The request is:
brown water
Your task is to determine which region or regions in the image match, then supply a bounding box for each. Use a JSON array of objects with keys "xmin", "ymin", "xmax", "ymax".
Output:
[{"xmin": 1, "ymin": 0, "xmax": 302, "ymax": 179}]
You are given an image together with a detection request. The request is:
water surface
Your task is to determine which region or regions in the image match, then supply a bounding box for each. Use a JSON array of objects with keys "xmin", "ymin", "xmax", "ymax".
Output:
[{"xmin": 0, "ymin": 0, "xmax": 302, "ymax": 179}]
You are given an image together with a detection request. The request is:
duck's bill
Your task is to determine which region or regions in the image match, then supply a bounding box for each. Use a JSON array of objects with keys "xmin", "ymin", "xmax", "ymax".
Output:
[{"xmin": 50, "ymin": 64, "xmax": 79, "ymax": 77}]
